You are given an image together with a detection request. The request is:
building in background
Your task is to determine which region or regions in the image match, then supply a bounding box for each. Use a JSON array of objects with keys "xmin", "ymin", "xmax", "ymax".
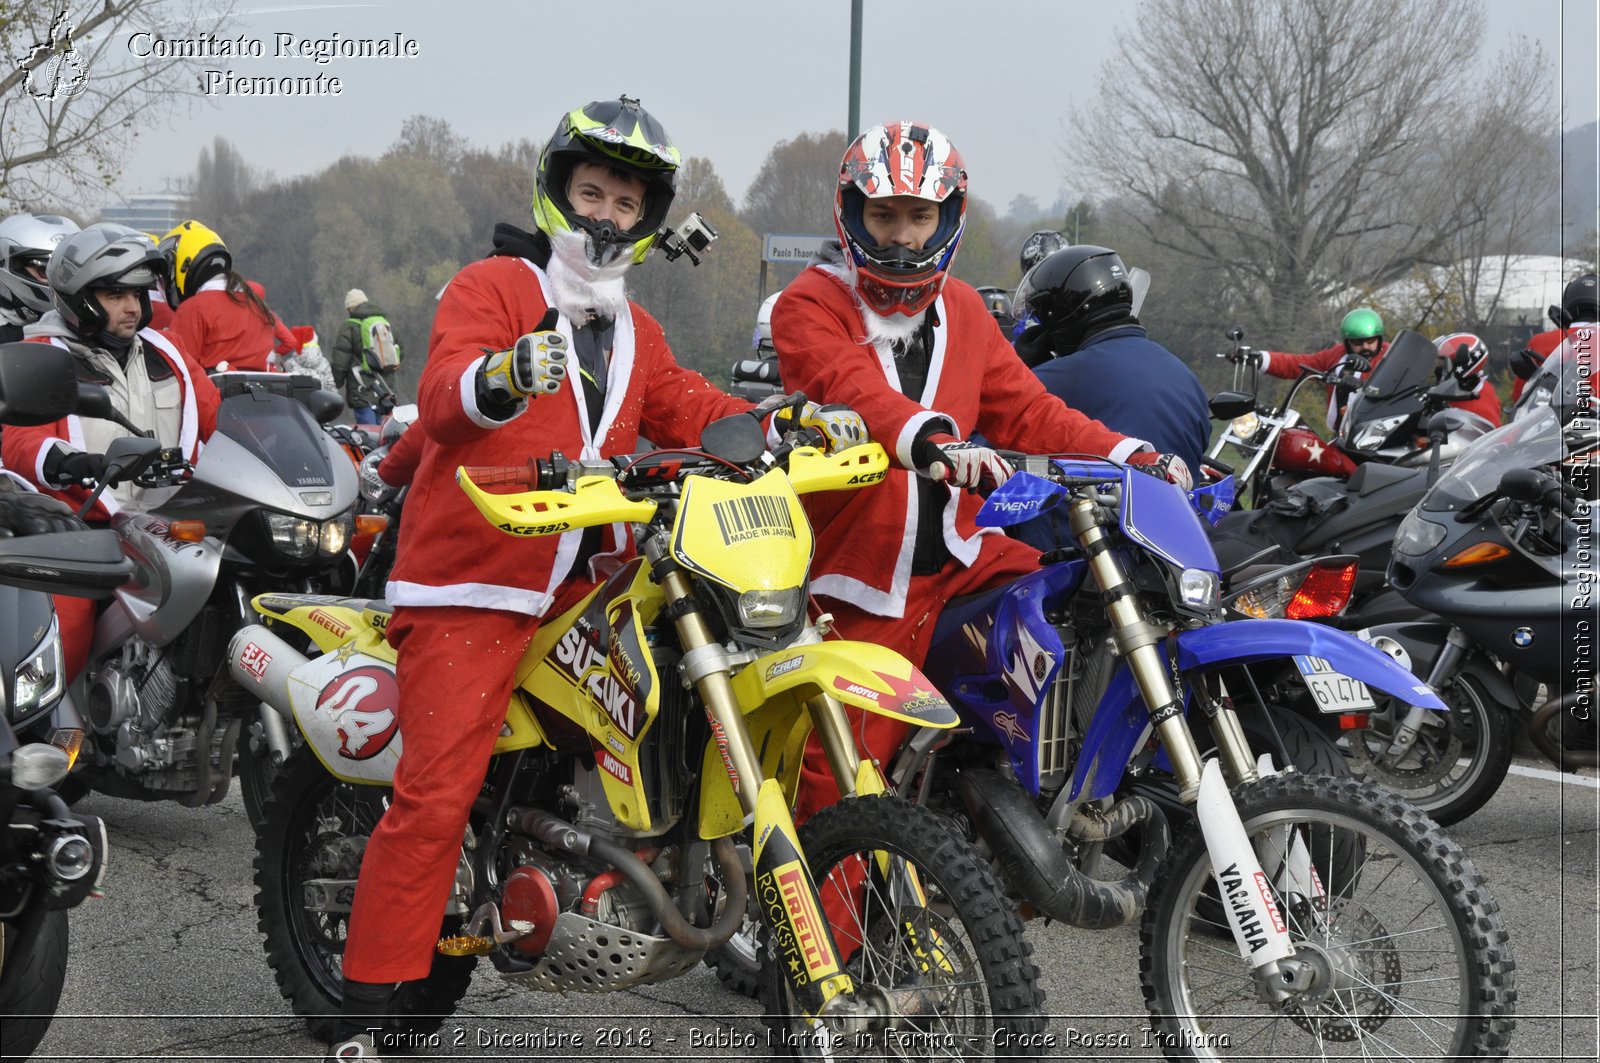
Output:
[{"xmin": 99, "ymin": 191, "xmax": 188, "ymax": 234}]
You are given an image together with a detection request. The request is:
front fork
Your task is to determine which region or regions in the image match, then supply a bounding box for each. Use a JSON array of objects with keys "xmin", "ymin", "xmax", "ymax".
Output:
[
  {"xmin": 1067, "ymin": 498, "xmax": 1308, "ymax": 997},
  {"xmin": 649, "ymin": 548, "xmax": 861, "ymax": 1028}
]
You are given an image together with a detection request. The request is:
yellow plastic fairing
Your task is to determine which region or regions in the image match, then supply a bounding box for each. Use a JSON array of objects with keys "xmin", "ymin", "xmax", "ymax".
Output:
[
  {"xmin": 457, "ymin": 470, "xmax": 655, "ymax": 538},
  {"xmin": 670, "ymin": 469, "xmax": 812, "ymax": 593},
  {"xmin": 786, "ymin": 443, "xmax": 888, "ymax": 496}
]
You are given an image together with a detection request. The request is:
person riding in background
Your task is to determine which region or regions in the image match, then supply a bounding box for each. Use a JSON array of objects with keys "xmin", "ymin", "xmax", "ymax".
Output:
[
  {"xmin": 324, "ymin": 95, "xmax": 865, "ymax": 1062},
  {"xmin": 1015, "ymin": 244, "xmax": 1210, "ymax": 477},
  {"xmin": 1513, "ymin": 273, "xmax": 1598, "ymax": 403},
  {"xmin": 160, "ymin": 219, "xmax": 279, "ymax": 372},
  {"xmin": 0, "ymin": 212, "xmax": 80, "ymax": 344},
  {"xmin": 2, "ymin": 223, "xmax": 219, "ymax": 682},
  {"xmin": 1010, "ymin": 229, "xmax": 1068, "ymax": 338},
  {"xmin": 769, "ymin": 120, "xmax": 1189, "ymax": 829}
]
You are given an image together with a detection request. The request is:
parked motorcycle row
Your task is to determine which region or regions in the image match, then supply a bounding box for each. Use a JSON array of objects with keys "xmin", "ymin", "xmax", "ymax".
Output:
[{"xmin": 9, "ymin": 311, "xmax": 1592, "ymax": 1057}]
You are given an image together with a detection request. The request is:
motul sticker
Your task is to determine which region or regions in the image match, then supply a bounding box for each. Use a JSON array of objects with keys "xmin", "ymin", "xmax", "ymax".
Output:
[
  {"xmin": 598, "ymin": 750, "xmax": 633, "ymax": 785},
  {"xmin": 316, "ymin": 665, "xmax": 400, "ymax": 760},
  {"xmin": 833, "ymin": 678, "xmax": 881, "ymax": 703},
  {"xmin": 1255, "ymin": 871, "xmax": 1287, "ymax": 934},
  {"xmin": 239, "ymin": 642, "xmax": 273, "ymax": 681}
]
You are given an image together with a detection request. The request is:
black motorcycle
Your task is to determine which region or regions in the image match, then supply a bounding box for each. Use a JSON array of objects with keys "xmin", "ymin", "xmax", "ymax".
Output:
[{"xmin": 0, "ymin": 342, "xmax": 119, "ymax": 1058}]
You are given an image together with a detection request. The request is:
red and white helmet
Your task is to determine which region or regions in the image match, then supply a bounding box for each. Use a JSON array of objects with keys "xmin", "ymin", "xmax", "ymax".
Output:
[
  {"xmin": 1434, "ymin": 332, "xmax": 1488, "ymax": 378},
  {"xmin": 835, "ymin": 121, "xmax": 967, "ymax": 317}
]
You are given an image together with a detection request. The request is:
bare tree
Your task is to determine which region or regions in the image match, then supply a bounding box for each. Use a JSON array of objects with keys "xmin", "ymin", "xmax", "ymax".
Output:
[
  {"xmin": 740, "ymin": 130, "xmax": 847, "ymax": 239},
  {"xmin": 0, "ymin": 0, "xmax": 233, "ymax": 209},
  {"xmin": 1069, "ymin": 0, "xmax": 1556, "ymax": 345}
]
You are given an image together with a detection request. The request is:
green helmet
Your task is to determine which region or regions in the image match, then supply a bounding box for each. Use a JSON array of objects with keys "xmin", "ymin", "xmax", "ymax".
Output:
[
  {"xmin": 530, "ymin": 96, "xmax": 681, "ymax": 266},
  {"xmin": 1340, "ymin": 307, "xmax": 1384, "ymax": 343}
]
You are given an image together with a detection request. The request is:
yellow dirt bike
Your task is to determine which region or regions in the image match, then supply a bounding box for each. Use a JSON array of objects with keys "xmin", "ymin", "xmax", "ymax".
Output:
[{"xmin": 233, "ymin": 411, "xmax": 1045, "ymax": 1056}]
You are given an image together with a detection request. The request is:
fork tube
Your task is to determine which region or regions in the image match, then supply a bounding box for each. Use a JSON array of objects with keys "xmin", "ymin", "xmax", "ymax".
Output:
[
  {"xmin": 1208, "ymin": 704, "xmax": 1260, "ymax": 788},
  {"xmin": 1067, "ymin": 497, "xmax": 1206, "ymax": 802},
  {"xmin": 656, "ymin": 567, "xmax": 765, "ymax": 812},
  {"xmin": 805, "ymin": 694, "xmax": 864, "ymax": 801}
]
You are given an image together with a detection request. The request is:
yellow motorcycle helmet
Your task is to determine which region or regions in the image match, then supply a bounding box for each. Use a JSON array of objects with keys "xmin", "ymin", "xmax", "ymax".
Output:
[{"xmin": 160, "ymin": 220, "xmax": 231, "ymax": 302}]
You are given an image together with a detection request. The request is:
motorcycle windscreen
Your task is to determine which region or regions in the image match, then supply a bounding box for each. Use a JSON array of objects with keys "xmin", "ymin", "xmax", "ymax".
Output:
[
  {"xmin": 1339, "ymin": 329, "xmax": 1437, "ymax": 449},
  {"xmin": 215, "ymin": 391, "xmax": 338, "ymax": 489},
  {"xmin": 1421, "ymin": 407, "xmax": 1565, "ymax": 513}
]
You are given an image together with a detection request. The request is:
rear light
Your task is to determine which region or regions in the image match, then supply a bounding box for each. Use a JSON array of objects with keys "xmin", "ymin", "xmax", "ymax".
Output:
[
  {"xmin": 1338, "ymin": 713, "xmax": 1369, "ymax": 730},
  {"xmin": 1284, "ymin": 560, "xmax": 1359, "ymax": 619}
]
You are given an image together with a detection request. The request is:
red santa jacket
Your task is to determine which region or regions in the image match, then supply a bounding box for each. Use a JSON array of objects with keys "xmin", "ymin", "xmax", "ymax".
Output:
[
  {"xmin": 166, "ymin": 278, "xmax": 276, "ymax": 372},
  {"xmin": 3, "ymin": 328, "xmax": 219, "ymax": 520},
  {"xmin": 1512, "ymin": 327, "xmax": 1571, "ymax": 403},
  {"xmin": 386, "ymin": 255, "xmax": 754, "ymax": 615},
  {"xmin": 376, "ymin": 420, "xmax": 426, "ymax": 486},
  {"xmin": 772, "ymin": 266, "xmax": 1140, "ymax": 619},
  {"xmin": 1262, "ymin": 340, "xmax": 1501, "ymax": 428}
]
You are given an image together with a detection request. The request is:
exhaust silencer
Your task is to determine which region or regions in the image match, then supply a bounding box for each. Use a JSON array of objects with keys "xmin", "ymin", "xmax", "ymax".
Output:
[{"xmin": 227, "ymin": 624, "xmax": 310, "ymax": 721}]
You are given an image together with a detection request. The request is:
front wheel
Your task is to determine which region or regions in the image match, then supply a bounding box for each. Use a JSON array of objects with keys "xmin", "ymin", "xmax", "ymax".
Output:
[
  {"xmin": 1139, "ymin": 773, "xmax": 1516, "ymax": 1060},
  {"xmin": 763, "ymin": 795, "xmax": 1045, "ymax": 1059},
  {"xmin": 1347, "ymin": 668, "xmax": 1514, "ymax": 825},
  {"xmin": 252, "ymin": 747, "xmax": 475, "ymax": 1040},
  {"xmin": 0, "ymin": 908, "xmax": 69, "ymax": 1059}
]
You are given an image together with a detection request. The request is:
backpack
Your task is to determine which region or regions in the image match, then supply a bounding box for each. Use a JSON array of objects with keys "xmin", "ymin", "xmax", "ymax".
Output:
[{"xmin": 355, "ymin": 314, "xmax": 401, "ymax": 370}]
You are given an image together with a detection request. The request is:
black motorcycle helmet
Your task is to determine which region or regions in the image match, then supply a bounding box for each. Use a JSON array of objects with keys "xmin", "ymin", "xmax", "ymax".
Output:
[
  {"xmin": 1551, "ymin": 273, "xmax": 1599, "ymax": 329},
  {"xmin": 1013, "ymin": 245, "xmax": 1135, "ymax": 357}
]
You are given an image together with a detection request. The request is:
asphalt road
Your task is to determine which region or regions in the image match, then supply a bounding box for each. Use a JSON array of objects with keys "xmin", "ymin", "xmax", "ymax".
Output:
[{"xmin": 28, "ymin": 755, "xmax": 1599, "ymax": 1062}]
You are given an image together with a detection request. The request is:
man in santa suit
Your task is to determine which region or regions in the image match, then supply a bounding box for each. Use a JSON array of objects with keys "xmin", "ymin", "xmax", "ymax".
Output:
[{"xmin": 771, "ymin": 120, "xmax": 1190, "ymax": 825}]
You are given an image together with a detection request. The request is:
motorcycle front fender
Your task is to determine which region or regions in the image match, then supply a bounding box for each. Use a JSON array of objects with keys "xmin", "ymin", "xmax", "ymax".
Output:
[{"xmin": 1069, "ymin": 618, "xmax": 1446, "ymax": 805}]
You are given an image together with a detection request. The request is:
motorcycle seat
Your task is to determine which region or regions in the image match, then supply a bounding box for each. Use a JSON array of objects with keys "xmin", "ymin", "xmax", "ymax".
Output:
[{"xmin": 1346, "ymin": 462, "xmax": 1421, "ymax": 496}]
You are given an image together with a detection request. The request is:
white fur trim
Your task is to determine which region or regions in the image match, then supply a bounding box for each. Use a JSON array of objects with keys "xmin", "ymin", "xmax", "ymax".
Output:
[
  {"xmin": 918, "ymin": 295, "xmax": 949, "ymax": 406},
  {"xmin": 811, "ymin": 480, "xmax": 918, "ymax": 619},
  {"xmin": 385, "ymin": 578, "xmax": 554, "ymax": 616},
  {"xmin": 1109, "ymin": 437, "xmax": 1149, "ymax": 463},
  {"xmin": 1256, "ymin": 350, "xmax": 1273, "ymax": 373},
  {"xmin": 459, "ymin": 356, "xmax": 525, "ymax": 429},
  {"xmin": 894, "ymin": 410, "xmax": 954, "ymax": 469},
  {"xmin": 140, "ymin": 329, "xmax": 202, "ymax": 461},
  {"xmin": 942, "ymin": 489, "xmax": 989, "ymax": 565}
]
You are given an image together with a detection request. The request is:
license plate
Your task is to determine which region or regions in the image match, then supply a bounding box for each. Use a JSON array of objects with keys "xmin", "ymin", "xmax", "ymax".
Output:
[{"xmin": 1294, "ymin": 655, "xmax": 1376, "ymax": 714}]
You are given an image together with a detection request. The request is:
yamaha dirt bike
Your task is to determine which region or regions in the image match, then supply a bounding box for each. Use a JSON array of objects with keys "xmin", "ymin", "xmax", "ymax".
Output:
[
  {"xmin": 70, "ymin": 372, "xmax": 360, "ymax": 828},
  {"xmin": 0, "ymin": 343, "xmax": 117, "ymax": 1059},
  {"xmin": 900, "ymin": 456, "xmax": 1516, "ymax": 1059},
  {"xmin": 235, "ymin": 412, "xmax": 1045, "ymax": 1053}
]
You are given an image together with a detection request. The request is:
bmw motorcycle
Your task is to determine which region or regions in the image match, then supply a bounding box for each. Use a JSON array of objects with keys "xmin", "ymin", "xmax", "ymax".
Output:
[{"xmin": 73, "ymin": 371, "xmax": 359, "ymax": 826}]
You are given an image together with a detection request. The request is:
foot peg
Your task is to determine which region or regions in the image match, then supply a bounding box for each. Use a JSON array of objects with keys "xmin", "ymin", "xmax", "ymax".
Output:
[{"xmin": 437, "ymin": 902, "xmax": 533, "ymax": 956}]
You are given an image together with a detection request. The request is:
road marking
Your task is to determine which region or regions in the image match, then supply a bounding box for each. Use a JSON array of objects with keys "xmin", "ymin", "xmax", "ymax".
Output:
[{"xmin": 1506, "ymin": 762, "xmax": 1600, "ymax": 789}]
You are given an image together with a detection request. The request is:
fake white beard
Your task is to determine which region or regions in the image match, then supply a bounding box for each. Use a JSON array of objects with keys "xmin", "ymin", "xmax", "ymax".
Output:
[
  {"xmin": 855, "ymin": 287, "xmax": 929, "ymax": 353},
  {"xmin": 545, "ymin": 229, "xmax": 632, "ymax": 323}
]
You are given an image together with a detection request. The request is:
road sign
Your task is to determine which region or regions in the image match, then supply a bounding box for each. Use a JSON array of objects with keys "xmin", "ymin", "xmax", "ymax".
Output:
[{"xmin": 762, "ymin": 233, "xmax": 831, "ymax": 264}]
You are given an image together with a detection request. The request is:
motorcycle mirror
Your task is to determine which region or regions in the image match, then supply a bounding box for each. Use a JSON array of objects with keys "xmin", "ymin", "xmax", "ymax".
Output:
[
  {"xmin": 0, "ymin": 341, "xmax": 81, "ymax": 426},
  {"xmin": 103, "ymin": 435, "xmax": 164, "ymax": 476},
  {"xmin": 1209, "ymin": 391, "xmax": 1256, "ymax": 419},
  {"xmin": 306, "ymin": 389, "xmax": 346, "ymax": 424},
  {"xmin": 700, "ymin": 412, "xmax": 767, "ymax": 465},
  {"xmin": 391, "ymin": 403, "xmax": 419, "ymax": 425},
  {"xmin": 1128, "ymin": 267, "xmax": 1151, "ymax": 318},
  {"xmin": 1226, "ymin": 326, "xmax": 1244, "ymax": 342},
  {"xmin": 1498, "ymin": 467, "xmax": 1548, "ymax": 503}
]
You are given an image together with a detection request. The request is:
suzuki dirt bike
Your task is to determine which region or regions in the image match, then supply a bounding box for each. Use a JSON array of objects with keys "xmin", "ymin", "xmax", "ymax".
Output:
[
  {"xmin": 73, "ymin": 372, "xmax": 359, "ymax": 828},
  {"xmin": 905, "ymin": 456, "xmax": 1516, "ymax": 1059},
  {"xmin": 236, "ymin": 414, "xmax": 1044, "ymax": 1053}
]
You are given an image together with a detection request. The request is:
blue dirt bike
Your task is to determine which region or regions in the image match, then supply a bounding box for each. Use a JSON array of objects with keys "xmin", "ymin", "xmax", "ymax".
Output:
[{"xmin": 887, "ymin": 455, "xmax": 1516, "ymax": 1060}]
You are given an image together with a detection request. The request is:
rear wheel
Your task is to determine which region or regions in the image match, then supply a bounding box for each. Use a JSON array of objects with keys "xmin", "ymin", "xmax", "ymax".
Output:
[
  {"xmin": 1140, "ymin": 773, "xmax": 1516, "ymax": 1060},
  {"xmin": 252, "ymin": 747, "xmax": 475, "ymax": 1040},
  {"xmin": 763, "ymin": 795, "xmax": 1045, "ymax": 1059}
]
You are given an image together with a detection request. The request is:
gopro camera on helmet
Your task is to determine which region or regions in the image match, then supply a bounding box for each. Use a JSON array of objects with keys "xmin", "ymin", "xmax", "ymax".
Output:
[{"xmin": 658, "ymin": 211, "xmax": 718, "ymax": 265}]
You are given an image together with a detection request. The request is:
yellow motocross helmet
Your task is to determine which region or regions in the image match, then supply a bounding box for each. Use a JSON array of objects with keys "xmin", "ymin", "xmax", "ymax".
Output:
[
  {"xmin": 530, "ymin": 95, "xmax": 680, "ymax": 266},
  {"xmin": 160, "ymin": 219, "xmax": 231, "ymax": 302}
]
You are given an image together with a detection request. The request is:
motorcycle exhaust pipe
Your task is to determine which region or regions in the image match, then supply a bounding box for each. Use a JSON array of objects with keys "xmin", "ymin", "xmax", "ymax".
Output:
[
  {"xmin": 226, "ymin": 624, "xmax": 311, "ymax": 721},
  {"xmin": 508, "ymin": 807, "xmax": 747, "ymax": 951},
  {"xmin": 1529, "ymin": 691, "xmax": 1599, "ymax": 770},
  {"xmin": 956, "ymin": 768, "xmax": 1168, "ymax": 930}
]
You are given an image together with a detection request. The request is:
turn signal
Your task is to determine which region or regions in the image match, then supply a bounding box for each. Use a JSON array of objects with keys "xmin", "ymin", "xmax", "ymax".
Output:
[
  {"xmin": 1443, "ymin": 542, "xmax": 1511, "ymax": 568},
  {"xmin": 49, "ymin": 727, "xmax": 84, "ymax": 771},
  {"xmin": 168, "ymin": 520, "xmax": 207, "ymax": 542},
  {"xmin": 355, "ymin": 514, "xmax": 390, "ymax": 535},
  {"xmin": 1285, "ymin": 560, "xmax": 1359, "ymax": 619}
]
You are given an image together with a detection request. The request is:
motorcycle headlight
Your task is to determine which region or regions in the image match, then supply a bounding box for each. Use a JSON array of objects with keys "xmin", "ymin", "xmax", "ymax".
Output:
[
  {"xmin": 1230, "ymin": 412, "xmax": 1260, "ymax": 441},
  {"xmin": 263, "ymin": 511, "xmax": 319, "ymax": 558},
  {"xmin": 737, "ymin": 587, "xmax": 804, "ymax": 629},
  {"xmin": 319, "ymin": 511, "xmax": 354, "ymax": 556},
  {"xmin": 1178, "ymin": 568, "xmax": 1220, "ymax": 613},
  {"xmin": 12, "ymin": 618, "xmax": 64, "ymax": 720},
  {"xmin": 1393, "ymin": 509, "xmax": 1447, "ymax": 557},
  {"xmin": 1351, "ymin": 414, "xmax": 1406, "ymax": 451}
]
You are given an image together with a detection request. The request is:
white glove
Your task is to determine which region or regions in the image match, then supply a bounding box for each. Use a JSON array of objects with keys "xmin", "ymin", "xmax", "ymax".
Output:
[
  {"xmin": 926, "ymin": 441, "xmax": 1015, "ymax": 490},
  {"xmin": 358, "ymin": 448, "xmax": 398, "ymax": 505}
]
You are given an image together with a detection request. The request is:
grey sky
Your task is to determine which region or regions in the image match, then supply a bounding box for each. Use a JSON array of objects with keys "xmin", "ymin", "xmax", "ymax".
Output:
[{"xmin": 110, "ymin": 0, "xmax": 1599, "ymax": 216}]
